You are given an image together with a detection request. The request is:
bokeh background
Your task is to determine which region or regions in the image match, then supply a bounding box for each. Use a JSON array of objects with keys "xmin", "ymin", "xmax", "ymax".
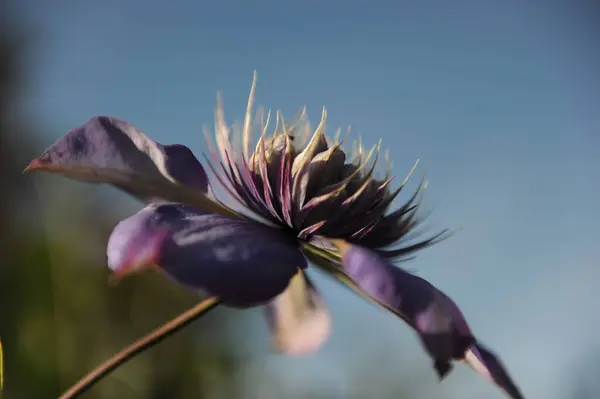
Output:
[{"xmin": 1, "ymin": 1, "xmax": 598, "ymax": 398}]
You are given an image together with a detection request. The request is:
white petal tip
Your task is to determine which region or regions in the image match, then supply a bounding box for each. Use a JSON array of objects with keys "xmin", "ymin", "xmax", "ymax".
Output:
[{"xmin": 272, "ymin": 310, "xmax": 332, "ymax": 356}]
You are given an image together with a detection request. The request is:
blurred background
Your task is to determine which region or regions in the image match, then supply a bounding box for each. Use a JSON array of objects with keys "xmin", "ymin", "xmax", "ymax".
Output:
[{"xmin": 0, "ymin": 1, "xmax": 598, "ymax": 398}]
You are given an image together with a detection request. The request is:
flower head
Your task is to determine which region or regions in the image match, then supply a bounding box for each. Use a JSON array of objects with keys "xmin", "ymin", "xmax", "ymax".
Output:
[
  {"xmin": 25, "ymin": 73, "xmax": 524, "ymax": 398},
  {"xmin": 204, "ymin": 76, "xmax": 439, "ymax": 258}
]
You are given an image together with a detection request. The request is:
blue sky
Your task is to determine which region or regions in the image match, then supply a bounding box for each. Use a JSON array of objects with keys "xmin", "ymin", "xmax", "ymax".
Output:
[{"xmin": 11, "ymin": 1, "xmax": 600, "ymax": 398}]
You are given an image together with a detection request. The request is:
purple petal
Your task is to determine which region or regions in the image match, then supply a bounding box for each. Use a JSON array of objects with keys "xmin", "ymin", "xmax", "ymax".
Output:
[
  {"xmin": 465, "ymin": 342, "xmax": 525, "ymax": 399},
  {"xmin": 25, "ymin": 117, "xmax": 239, "ymax": 216},
  {"xmin": 107, "ymin": 203, "xmax": 304, "ymax": 307},
  {"xmin": 333, "ymin": 241, "xmax": 523, "ymax": 398},
  {"xmin": 264, "ymin": 271, "xmax": 331, "ymax": 355},
  {"xmin": 161, "ymin": 144, "xmax": 209, "ymax": 193},
  {"xmin": 26, "ymin": 116, "xmax": 209, "ymax": 194}
]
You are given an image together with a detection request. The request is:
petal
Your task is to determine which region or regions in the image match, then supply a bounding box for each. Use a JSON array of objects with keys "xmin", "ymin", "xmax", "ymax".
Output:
[
  {"xmin": 290, "ymin": 108, "xmax": 328, "ymax": 177},
  {"xmin": 292, "ymin": 144, "xmax": 346, "ymax": 211},
  {"xmin": 264, "ymin": 270, "xmax": 331, "ymax": 355},
  {"xmin": 27, "ymin": 116, "xmax": 209, "ymax": 193},
  {"xmin": 326, "ymin": 240, "xmax": 523, "ymax": 397},
  {"xmin": 25, "ymin": 117, "xmax": 237, "ymax": 217},
  {"xmin": 465, "ymin": 343, "xmax": 525, "ymax": 399},
  {"xmin": 107, "ymin": 203, "xmax": 304, "ymax": 307}
]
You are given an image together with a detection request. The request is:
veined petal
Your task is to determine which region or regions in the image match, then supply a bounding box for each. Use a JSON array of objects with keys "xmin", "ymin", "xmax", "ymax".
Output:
[
  {"xmin": 26, "ymin": 116, "xmax": 209, "ymax": 192},
  {"xmin": 25, "ymin": 116, "xmax": 236, "ymax": 217},
  {"xmin": 107, "ymin": 203, "xmax": 304, "ymax": 307},
  {"xmin": 328, "ymin": 240, "xmax": 523, "ymax": 399},
  {"xmin": 264, "ymin": 270, "xmax": 331, "ymax": 355}
]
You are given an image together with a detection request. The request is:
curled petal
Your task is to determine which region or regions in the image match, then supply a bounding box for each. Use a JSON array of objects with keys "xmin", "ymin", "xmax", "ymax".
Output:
[
  {"xmin": 25, "ymin": 117, "xmax": 237, "ymax": 217},
  {"xmin": 328, "ymin": 240, "xmax": 523, "ymax": 399},
  {"xmin": 107, "ymin": 203, "xmax": 304, "ymax": 307},
  {"xmin": 264, "ymin": 270, "xmax": 331, "ymax": 355},
  {"xmin": 26, "ymin": 116, "xmax": 209, "ymax": 192}
]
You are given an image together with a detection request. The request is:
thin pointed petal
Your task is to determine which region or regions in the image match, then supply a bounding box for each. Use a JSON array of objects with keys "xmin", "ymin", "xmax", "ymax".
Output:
[
  {"xmin": 291, "ymin": 107, "xmax": 328, "ymax": 177},
  {"xmin": 242, "ymin": 71, "xmax": 258, "ymax": 160},
  {"xmin": 264, "ymin": 271, "xmax": 331, "ymax": 355},
  {"xmin": 465, "ymin": 343, "xmax": 525, "ymax": 399},
  {"xmin": 107, "ymin": 204, "xmax": 304, "ymax": 307}
]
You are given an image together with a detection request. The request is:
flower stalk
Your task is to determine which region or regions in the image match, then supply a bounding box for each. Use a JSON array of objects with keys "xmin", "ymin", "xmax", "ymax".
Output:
[{"xmin": 59, "ymin": 297, "xmax": 220, "ymax": 399}]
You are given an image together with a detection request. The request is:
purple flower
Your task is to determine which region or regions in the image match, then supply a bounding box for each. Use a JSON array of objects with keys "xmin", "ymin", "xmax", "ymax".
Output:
[{"xmin": 25, "ymin": 74, "xmax": 524, "ymax": 398}]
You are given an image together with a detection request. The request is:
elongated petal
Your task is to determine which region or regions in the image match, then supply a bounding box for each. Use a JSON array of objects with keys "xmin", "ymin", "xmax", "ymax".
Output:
[
  {"xmin": 264, "ymin": 270, "xmax": 331, "ymax": 355},
  {"xmin": 27, "ymin": 116, "xmax": 209, "ymax": 192},
  {"xmin": 25, "ymin": 117, "xmax": 238, "ymax": 217},
  {"xmin": 291, "ymin": 108, "xmax": 328, "ymax": 177},
  {"xmin": 107, "ymin": 203, "xmax": 304, "ymax": 307},
  {"xmin": 329, "ymin": 241, "xmax": 523, "ymax": 399}
]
